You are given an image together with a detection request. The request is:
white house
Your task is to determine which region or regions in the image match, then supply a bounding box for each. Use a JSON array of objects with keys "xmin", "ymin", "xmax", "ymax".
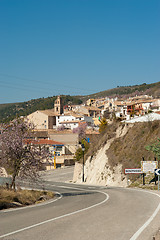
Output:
[
  {"xmin": 150, "ymin": 99, "xmax": 160, "ymax": 111},
  {"xmin": 56, "ymin": 113, "xmax": 94, "ymax": 130}
]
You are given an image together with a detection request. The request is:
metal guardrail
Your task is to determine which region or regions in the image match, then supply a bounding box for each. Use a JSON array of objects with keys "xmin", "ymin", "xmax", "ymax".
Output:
[{"xmin": 0, "ymin": 177, "xmax": 12, "ymax": 186}]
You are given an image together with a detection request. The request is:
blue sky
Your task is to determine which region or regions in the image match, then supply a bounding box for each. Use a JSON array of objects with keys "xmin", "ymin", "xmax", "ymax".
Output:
[{"xmin": 0, "ymin": 0, "xmax": 159, "ymax": 104}]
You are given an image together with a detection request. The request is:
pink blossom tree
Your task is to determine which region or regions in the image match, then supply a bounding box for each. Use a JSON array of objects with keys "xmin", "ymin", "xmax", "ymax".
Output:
[
  {"xmin": 0, "ymin": 118, "xmax": 50, "ymax": 190},
  {"xmin": 72, "ymin": 122, "xmax": 87, "ymax": 140}
]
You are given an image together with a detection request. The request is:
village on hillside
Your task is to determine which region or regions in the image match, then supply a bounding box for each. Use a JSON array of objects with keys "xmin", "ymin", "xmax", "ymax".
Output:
[
  {"xmin": 0, "ymin": 94, "xmax": 160, "ymax": 171},
  {"xmin": 15, "ymin": 94, "xmax": 159, "ymax": 170}
]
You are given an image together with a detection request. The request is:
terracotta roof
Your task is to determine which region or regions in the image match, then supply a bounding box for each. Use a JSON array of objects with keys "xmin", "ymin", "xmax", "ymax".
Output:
[
  {"xmin": 39, "ymin": 109, "xmax": 59, "ymax": 116},
  {"xmin": 133, "ymin": 99, "xmax": 156, "ymax": 104},
  {"xmin": 85, "ymin": 106, "xmax": 101, "ymax": 111},
  {"xmin": 60, "ymin": 120, "xmax": 82, "ymax": 124},
  {"xmin": 114, "ymin": 101, "xmax": 127, "ymax": 106},
  {"xmin": 62, "ymin": 112, "xmax": 84, "ymax": 118},
  {"xmin": 24, "ymin": 139, "xmax": 64, "ymax": 145},
  {"xmin": 114, "ymin": 99, "xmax": 157, "ymax": 106}
]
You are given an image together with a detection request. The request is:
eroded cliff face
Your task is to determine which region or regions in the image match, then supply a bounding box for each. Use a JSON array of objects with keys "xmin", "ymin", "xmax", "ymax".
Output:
[
  {"xmin": 73, "ymin": 124, "xmax": 132, "ymax": 187},
  {"xmin": 0, "ymin": 167, "xmax": 8, "ymax": 177}
]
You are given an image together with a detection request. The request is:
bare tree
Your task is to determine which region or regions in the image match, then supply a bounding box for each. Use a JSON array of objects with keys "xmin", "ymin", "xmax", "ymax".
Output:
[{"xmin": 0, "ymin": 118, "xmax": 50, "ymax": 190}]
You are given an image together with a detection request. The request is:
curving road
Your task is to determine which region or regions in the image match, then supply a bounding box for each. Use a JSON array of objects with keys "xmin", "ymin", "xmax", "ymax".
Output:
[{"xmin": 0, "ymin": 167, "xmax": 160, "ymax": 240}]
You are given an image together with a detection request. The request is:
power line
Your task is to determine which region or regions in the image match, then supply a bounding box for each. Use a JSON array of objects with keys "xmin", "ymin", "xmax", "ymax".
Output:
[
  {"xmin": 0, "ymin": 73, "xmax": 98, "ymax": 94},
  {"xmin": 0, "ymin": 80, "xmax": 90, "ymax": 97},
  {"xmin": 0, "ymin": 81, "xmax": 53, "ymax": 95}
]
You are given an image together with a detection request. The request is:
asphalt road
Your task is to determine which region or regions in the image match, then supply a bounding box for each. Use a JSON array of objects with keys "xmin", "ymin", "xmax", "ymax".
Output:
[
  {"xmin": 0, "ymin": 167, "xmax": 160, "ymax": 240},
  {"xmin": 40, "ymin": 166, "xmax": 74, "ymax": 182}
]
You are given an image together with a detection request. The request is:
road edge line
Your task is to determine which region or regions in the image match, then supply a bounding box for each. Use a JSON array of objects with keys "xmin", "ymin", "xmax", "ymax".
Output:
[
  {"xmin": 129, "ymin": 188, "xmax": 160, "ymax": 240},
  {"xmin": 0, "ymin": 188, "xmax": 109, "ymax": 239}
]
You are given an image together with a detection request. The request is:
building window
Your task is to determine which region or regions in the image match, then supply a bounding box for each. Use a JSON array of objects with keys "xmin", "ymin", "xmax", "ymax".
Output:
[{"xmin": 56, "ymin": 146, "xmax": 62, "ymax": 151}]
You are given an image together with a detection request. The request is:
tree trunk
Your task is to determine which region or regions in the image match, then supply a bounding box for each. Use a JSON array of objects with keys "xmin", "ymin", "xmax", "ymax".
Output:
[{"xmin": 11, "ymin": 174, "xmax": 16, "ymax": 191}]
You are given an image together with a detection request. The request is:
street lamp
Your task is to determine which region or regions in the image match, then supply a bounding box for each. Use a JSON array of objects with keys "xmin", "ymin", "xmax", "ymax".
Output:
[{"xmin": 81, "ymin": 143, "xmax": 85, "ymax": 182}]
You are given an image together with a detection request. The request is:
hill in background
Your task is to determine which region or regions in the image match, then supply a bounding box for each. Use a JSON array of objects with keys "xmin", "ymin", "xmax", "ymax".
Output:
[
  {"xmin": 0, "ymin": 81, "xmax": 159, "ymax": 123},
  {"xmin": 0, "ymin": 95, "xmax": 82, "ymax": 123},
  {"xmin": 80, "ymin": 81, "xmax": 160, "ymax": 101}
]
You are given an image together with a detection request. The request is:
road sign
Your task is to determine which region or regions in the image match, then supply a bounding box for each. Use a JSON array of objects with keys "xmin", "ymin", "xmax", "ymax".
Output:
[
  {"xmin": 125, "ymin": 169, "xmax": 142, "ymax": 174},
  {"xmin": 141, "ymin": 161, "xmax": 158, "ymax": 173},
  {"xmin": 155, "ymin": 169, "xmax": 160, "ymax": 191},
  {"xmin": 155, "ymin": 169, "xmax": 160, "ymax": 176}
]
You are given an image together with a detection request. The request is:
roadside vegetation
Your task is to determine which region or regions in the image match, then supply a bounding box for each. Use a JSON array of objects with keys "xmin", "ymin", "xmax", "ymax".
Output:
[
  {"xmin": 129, "ymin": 173, "xmax": 159, "ymax": 190},
  {"xmin": 74, "ymin": 119, "xmax": 120, "ymax": 163},
  {"xmin": 0, "ymin": 187, "xmax": 54, "ymax": 210},
  {"xmin": 106, "ymin": 120, "xmax": 160, "ymax": 182},
  {"xmin": 75, "ymin": 119, "xmax": 160, "ymax": 184}
]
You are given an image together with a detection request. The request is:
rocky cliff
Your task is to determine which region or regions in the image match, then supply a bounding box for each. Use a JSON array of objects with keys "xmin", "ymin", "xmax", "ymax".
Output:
[
  {"xmin": 73, "ymin": 124, "xmax": 132, "ymax": 186},
  {"xmin": 73, "ymin": 120, "xmax": 160, "ymax": 186}
]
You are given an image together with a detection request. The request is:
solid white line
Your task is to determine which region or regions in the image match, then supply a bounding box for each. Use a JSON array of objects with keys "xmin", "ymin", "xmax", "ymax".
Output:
[
  {"xmin": 43, "ymin": 183, "xmax": 56, "ymax": 187},
  {"xmin": 2, "ymin": 183, "xmax": 83, "ymax": 213},
  {"xmin": 0, "ymin": 189, "xmax": 109, "ymax": 239},
  {"xmin": 129, "ymin": 189, "xmax": 160, "ymax": 240},
  {"xmin": 58, "ymin": 185, "xmax": 86, "ymax": 190}
]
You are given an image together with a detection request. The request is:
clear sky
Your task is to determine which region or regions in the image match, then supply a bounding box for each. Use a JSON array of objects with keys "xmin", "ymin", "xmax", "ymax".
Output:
[{"xmin": 0, "ymin": 0, "xmax": 159, "ymax": 104}]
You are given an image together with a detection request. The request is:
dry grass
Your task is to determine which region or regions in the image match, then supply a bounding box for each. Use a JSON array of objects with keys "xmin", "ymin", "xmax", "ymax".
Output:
[
  {"xmin": 85, "ymin": 120, "xmax": 160, "ymax": 183},
  {"xmin": 0, "ymin": 187, "xmax": 54, "ymax": 210},
  {"xmin": 106, "ymin": 120, "xmax": 160, "ymax": 181},
  {"xmin": 85, "ymin": 120, "xmax": 120, "ymax": 161},
  {"xmin": 129, "ymin": 173, "xmax": 160, "ymax": 190}
]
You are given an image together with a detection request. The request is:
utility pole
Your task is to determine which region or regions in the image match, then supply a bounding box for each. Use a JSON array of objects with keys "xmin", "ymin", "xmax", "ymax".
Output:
[
  {"xmin": 142, "ymin": 157, "xmax": 145, "ymax": 185},
  {"xmin": 81, "ymin": 144, "xmax": 85, "ymax": 182}
]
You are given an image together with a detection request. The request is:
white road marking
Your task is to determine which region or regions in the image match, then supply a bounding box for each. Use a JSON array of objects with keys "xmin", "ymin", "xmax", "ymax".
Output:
[
  {"xmin": 58, "ymin": 185, "xmax": 87, "ymax": 191},
  {"xmin": 0, "ymin": 188, "xmax": 109, "ymax": 239},
  {"xmin": 44, "ymin": 183, "xmax": 55, "ymax": 187},
  {"xmin": 129, "ymin": 189, "xmax": 160, "ymax": 240},
  {"xmin": 1, "ymin": 184, "xmax": 159, "ymax": 239}
]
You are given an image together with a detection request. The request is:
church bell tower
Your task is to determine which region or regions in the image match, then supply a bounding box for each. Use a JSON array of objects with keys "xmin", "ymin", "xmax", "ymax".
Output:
[{"xmin": 54, "ymin": 96, "xmax": 63, "ymax": 115}]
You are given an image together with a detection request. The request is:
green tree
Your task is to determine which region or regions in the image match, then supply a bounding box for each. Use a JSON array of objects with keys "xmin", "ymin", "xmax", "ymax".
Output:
[
  {"xmin": 74, "ymin": 139, "xmax": 89, "ymax": 162},
  {"xmin": 99, "ymin": 117, "xmax": 108, "ymax": 133},
  {"xmin": 145, "ymin": 138, "xmax": 160, "ymax": 160}
]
